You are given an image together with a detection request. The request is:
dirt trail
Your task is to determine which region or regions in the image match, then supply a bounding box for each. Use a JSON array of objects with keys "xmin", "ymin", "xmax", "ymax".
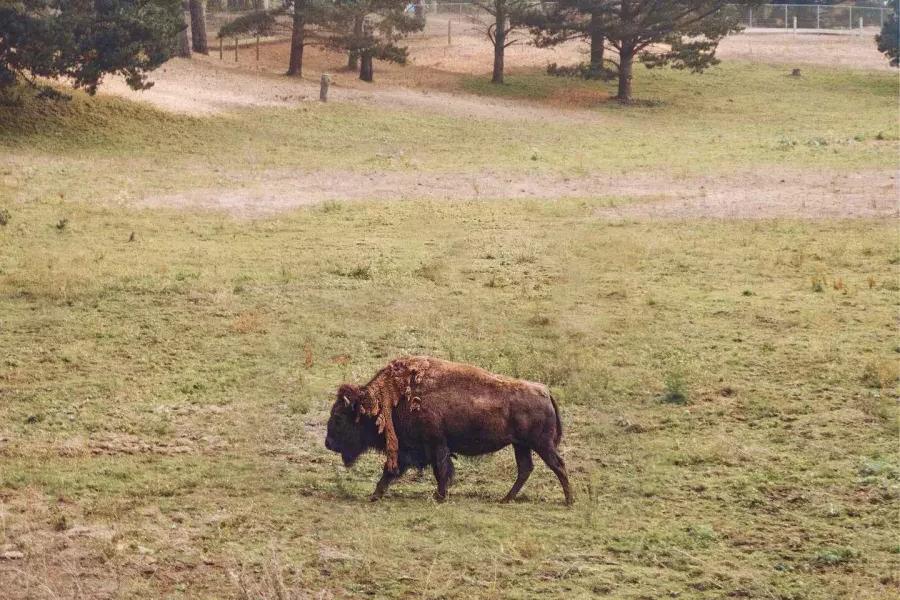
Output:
[
  {"xmin": 143, "ymin": 168, "xmax": 897, "ymax": 219},
  {"xmin": 101, "ymin": 57, "xmax": 598, "ymax": 123}
]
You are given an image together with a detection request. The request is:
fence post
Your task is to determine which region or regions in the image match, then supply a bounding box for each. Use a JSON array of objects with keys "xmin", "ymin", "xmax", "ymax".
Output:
[
  {"xmin": 748, "ymin": 7, "xmax": 752, "ymax": 28},
  {"xmin": 320, "ymin": 74, "xmax": 330, "ymax": 102},
  {"xmin": 256, "ymin": 34, "xmax": 260, "ymax": 61},
  {"xmin": 793, "ymin": 16, "xmax": 797, "ymax": 34},
  {"xmin": 234, "ymin": 37, "xmax": 238, "ymax": 62},
  {"xmin": 448, "ymin": 19, "xmax": 451, "ymax": 45},
  {"xmin": 219, "ymin": 36, "xmax": 223, "ymax": 60},
  {"xmin": 816, "ymin": 5, "xmax": 820, "ymax": 29},
  {"xmin": 849, "ymin": 7, "xmax": 852, "ymax": 29},
  {"xmin": 784, "ymin": 4, "xmax": 787, "ymax": 29},
  {"xmin": 859, "ymin": 16, "xmax": 863, "ymax": 34},
  {"xmin": 882, "ymin": 8, "xmax": 885, "ymax": 28}
]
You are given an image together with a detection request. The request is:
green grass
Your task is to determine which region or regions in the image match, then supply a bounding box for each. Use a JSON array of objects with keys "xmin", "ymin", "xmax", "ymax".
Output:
[
  {"xmin": 0, "ymin": 58, "xmax": 897, "ymax": 599},
  {"xmin": 0, "ymin": 60, "xmax": 896, "ymax": 208},
  {"xmin": 1, "ymin": 196, "xmax": 897, "ymax": 599}
]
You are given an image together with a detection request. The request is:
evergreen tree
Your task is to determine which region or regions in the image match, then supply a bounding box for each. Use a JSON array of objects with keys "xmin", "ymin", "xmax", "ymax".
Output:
[
  {"xmin": 0, "ymin": 0, "xmax": 183, "ymax": 96},
  {"xmin": 876, "ymin": 0, "xmax": 898, "ymax": 67},
  {"xmin": 326, "ymin": 0, "xmax": 424, "ymax": 82},
  {"xmin": 524, "ymin": 1, "xmax": 754, "ymax": 101},
  {"xmin": 520, "ymin": 0, "xmax": 607, "ymax": 79},
  {"xmin": 189, "ymin": 0, "xmax": 209, "ymax": 54},
  {"xmin": 473, "ymin": 0, "xmax": 537, "ymax": 84}
]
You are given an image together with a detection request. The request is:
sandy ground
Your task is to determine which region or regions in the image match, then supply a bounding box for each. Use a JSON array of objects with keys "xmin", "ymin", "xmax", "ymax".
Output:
[
  {"xmin": 717, "ymin": 30, "xmax": 894, "ymax": 71},
  {"xmin": 103, "ymin": 57, "xmax": 598, "ymax": 123},
  {"xmin": 98, "ymin": 29, "xmax": 896, "ymax": 220},
  {"xmin": 143, "ymin": 168, "xmax": 898, "ymax": 220}
]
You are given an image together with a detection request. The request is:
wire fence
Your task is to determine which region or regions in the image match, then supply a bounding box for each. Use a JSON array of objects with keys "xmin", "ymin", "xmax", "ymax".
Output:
[
  {"xmin": 725, "ymin": 4, "xmax": 888, "ymax": 30},
  {"xmin": 204, "ymin": 3, "xmax": 891, "ymax": 35}
]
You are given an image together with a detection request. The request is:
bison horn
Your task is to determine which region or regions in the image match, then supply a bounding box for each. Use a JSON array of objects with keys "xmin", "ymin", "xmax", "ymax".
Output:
[{"xmin": 342, "ymin": 394, "xmax": 351, "ymax": 406}]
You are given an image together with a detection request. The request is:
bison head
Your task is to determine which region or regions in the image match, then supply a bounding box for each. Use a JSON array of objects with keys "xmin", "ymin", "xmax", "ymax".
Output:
[{"xmin": 325, "ymin": 383, "xmax": 375, "ymax": 468}]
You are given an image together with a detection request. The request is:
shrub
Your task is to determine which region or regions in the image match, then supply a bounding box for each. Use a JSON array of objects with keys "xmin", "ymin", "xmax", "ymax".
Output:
[{"xmin": 661, "ymin": 370, "xmax": 689, "ymax": 405}]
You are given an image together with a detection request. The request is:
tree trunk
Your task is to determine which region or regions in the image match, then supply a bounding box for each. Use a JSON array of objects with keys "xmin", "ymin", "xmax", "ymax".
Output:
[
  {"xmin": 348, "ymin": 16, "xmax": 362, "ymax": 70},
  {"xmin": 176, "ymin": 2, "xmax": 191, "ymax": 58},
  {"xmin": 189, "ymin": 0, "xmax": 208, "ymax": 54},
  {"xmin": 359, "ymin": 51, "xmax": 374, "ymax": 82},
  {"xmin": 615, "ymin": 43, "xmax": 634, "ymax": 101},
  {"xmin": 491, "ymin": 3, "xmax": 506, "ymax": 84},
  {"xmin": 589, "ymin": 10, "xmax": 604, "ymax": 75},
  {"xmin": 287, "ymin": 0, "xmax": 306, "ymax": 76}
]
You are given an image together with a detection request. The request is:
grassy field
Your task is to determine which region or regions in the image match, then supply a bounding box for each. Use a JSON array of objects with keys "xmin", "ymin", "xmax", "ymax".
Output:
[
  {"xmin": 1, "ymin": 61, "xmax": 897, "ymax": 207},
  {"xmin": 1, "ymin": 195, "xmax": 897, "ymax": 599},
  {"xmin": 0, "ymin": 57, "xmax": 898, "ymax": 600}
]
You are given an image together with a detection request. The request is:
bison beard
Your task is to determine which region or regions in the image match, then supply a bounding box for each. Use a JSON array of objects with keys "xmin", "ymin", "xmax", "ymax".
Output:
[{"xmin": 324, "ymin": 356, "xmax": 573, "ymax": 504}]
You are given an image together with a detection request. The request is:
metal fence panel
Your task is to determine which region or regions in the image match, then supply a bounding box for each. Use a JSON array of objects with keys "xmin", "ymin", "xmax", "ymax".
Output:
[{"xmin": 204, "ymin": 3, "xmax": 888, "ymax": 33}]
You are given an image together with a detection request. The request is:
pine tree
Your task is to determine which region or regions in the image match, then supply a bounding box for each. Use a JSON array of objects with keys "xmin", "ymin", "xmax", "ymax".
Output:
[
  {"xmin": 520, "ymin": 0, "xmax": 607, "ymax": 79},
  {"xmin": 0, "ymin": 0, "xmax": 183, "ymax": 96},
  {"xmin": 189, "ymin": 0, "xmax": 209, "ymax": 54},
  {"xmin": 524, "ymin": 1, "xmax": 752, "ymax": 101},
  {"xmin": 325, "ymin": 0, "xmax": 424, "ymax": 82},
  {"xmin": 876, "ymin": 0, "xmax": 898, "ymax": 67},
  {"xmin": 473, "ymin": 0, "xmax": 537, "ymax": 84}
]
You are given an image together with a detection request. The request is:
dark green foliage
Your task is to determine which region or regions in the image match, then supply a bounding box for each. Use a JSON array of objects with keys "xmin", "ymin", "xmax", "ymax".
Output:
[
  {"xmin": 523, "ymin": 1, "xmax": 756, "ymax": 101},
  {"xmin": 217, "ymin": 10, "xmax": 278, "ymax": 38},
  {"xmin": 876, "ymin": 0, "xmax": 898, "ymax": 67},
  {"xmin": 519, "ymin": 0, "xmax": 607, "ymax": 79},
  {"xmin": 0, "ymin": 0, "xmax": 183, "ymax": 96},
  {"xmin": 546, "ymin": 61, "xmax": 609, "ymax": 80},
  {"xmin": 324, "ymin": 0, "xmax": 424, "ymax": 81}
]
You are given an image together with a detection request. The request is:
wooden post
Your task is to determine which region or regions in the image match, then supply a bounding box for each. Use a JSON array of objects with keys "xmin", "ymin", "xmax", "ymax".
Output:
[
  {"xmin": 234, "ymin": 37, "xmax": 238, "ymax": 62},
  {"xmin": 447, "ymin": 19, "xmax": 451, "ymax": 46},
  {"xmin": 858, "ymin": 16, "xmax": 863, "ymax": 33},
  {"xmin": 793, "ymin": 16, "xmax": 797, "ymax": 34},
  {"xmin": 256, "ymin": 35, "xmax": 260, "ymax": 62},
  {"xmin": 320, "ymin": 74, "xmax": 331, "ymax": 102},
  {"xmin": 784, "ymin": 5, "xmax": 788, "ymax": 29},
  {"xmin": 219, "ymin": 36, "xmax": 223, "ymax": 60}
]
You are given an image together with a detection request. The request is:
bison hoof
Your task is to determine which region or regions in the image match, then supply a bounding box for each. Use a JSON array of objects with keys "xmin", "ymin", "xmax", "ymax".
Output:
[
  {"xmin": 433, "ymin": 492, "xmax": 447, "ymax": 503},
  {"xmin": 368, "ymin": 494, "xmax": 382, "ymax": 502}
]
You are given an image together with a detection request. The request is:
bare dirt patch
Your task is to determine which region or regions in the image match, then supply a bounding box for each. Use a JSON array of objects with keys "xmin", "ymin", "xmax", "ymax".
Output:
[
  {"xmin": 716, "ymin": 31, "xmax": 894, "ymax": 71},
  {"xmin": 101, "ymin": 56, "xmax": 596, "ymax": 123},
  {"xmin": 143, "ymin": 168, "xmax": 897, "ymax": 220},
  {"xmin": 593, "ymin": 169, "xmax": 898, "ymax": 220}
]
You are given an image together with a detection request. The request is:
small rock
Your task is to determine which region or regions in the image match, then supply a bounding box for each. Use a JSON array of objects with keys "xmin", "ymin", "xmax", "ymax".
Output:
[{"xmin": 1, "ymin": 551, "xmax": 24, "ymax": 560}]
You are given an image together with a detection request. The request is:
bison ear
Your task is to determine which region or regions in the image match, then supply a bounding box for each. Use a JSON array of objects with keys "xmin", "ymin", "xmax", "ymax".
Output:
[{"xmin": 337, "ymin": 383, "xmax": 361, "ymax": 409}]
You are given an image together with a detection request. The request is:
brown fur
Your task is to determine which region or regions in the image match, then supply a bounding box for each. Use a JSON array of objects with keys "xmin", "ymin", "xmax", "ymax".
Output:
[{"xmin": 325, "ymin": 356, "xmax": 572, "ymax": 504}]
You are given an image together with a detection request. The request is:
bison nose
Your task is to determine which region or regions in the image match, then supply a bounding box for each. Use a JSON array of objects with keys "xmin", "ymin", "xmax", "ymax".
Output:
[{"xmin": 325, "ymin": 437, "xmax": 334, "ymax": 451}]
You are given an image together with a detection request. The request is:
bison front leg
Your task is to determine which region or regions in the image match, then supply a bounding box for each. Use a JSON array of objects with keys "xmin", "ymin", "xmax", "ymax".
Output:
[
  {"xmin": 370, "ymin": 468, "xmax": 400, "ymax": 502},
  {"xmin": 431, "ymin": 443, "xmax": 453, "ymax": 502},
  {"xmin": 501, "ymin": 444, "xmax": 534, "ymax": 503}
]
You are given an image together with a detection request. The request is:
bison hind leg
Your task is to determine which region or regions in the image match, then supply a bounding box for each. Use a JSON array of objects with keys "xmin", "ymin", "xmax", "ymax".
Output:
[
  {"xmin": 501, "ymin": 444, "xmax": 534, "ymax": 503},
  {"xmin": 535, "ymin": 444, "xmax": 574, "ymax": 505}
]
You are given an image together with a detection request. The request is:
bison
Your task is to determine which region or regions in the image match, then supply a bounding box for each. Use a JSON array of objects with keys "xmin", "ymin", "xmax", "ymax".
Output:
[{"xmin": 324, "ymin": 356, "xmax": 573, "ymax": 504}]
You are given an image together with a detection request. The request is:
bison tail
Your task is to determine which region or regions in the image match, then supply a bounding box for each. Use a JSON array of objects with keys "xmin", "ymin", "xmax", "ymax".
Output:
[{"xmin": 549, "ymin": 392, "xmax": 563, "ymax": 447}]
